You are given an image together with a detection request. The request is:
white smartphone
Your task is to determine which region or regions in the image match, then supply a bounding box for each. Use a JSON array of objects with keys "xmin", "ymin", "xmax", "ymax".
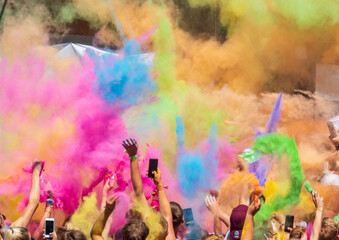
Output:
[{"xmin": 45, "ymin": 218, "xmax": 55, "ymax": 238}]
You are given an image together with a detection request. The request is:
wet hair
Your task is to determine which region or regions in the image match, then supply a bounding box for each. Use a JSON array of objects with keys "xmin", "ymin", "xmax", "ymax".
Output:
[
  {"xmin": 319, "ymin": 218, "xmax": 338, "ymax": 240},
  {"xmin": 122, "ymin": 219, "xmax": 149, "ymax": 240},
  {"xmin": 290, "ymin": 226, "xmax": 307, "ymax": 239},
  {"xmin": 58, "ymin": 229, "xmax": 86, "ymax": 240},
  {"xmin": 170, "ymin": 202, "xmax": 183, "ymax": 228},
  {"xmin": 4, "ymin": 227, "xmax": 30, "ymax": 240}
]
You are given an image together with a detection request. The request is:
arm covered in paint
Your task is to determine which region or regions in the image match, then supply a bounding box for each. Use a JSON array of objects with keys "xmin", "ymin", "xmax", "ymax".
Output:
[
  {"xmin": 91, "ymin": 195, "xmax": 118, "ymax": 240},
  {"xmin": 122, "ymin": 139, "xmax": 148, "ymax": 207},
  {"xmin": 310, "ymin": 191, "xmax": 323, "ymax": 240},
  {"xmin": 153, "ymin": 169, "xmax": 176, "ymax": 240},
  {"xmin": 205, "ymin": 195, "xmax": 230, "ymax": 228},
  {"xmin": 242, "ymin": 195, "xmax": 261, "ymax": 240},
  {"xmin": 11, "ymin": 161, "xmax": 42, "ymax": 228}
]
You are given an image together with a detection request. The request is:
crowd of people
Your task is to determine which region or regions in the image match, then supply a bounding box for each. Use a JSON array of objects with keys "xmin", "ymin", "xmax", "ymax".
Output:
[{"xmin": 0, "ymin": 138, "xmax": 338, "ymax": 240}]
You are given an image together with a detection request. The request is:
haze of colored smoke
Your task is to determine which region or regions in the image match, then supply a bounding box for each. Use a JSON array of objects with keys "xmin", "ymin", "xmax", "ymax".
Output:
[
  {"xmin": 176, "ymin": 116, "xmax": 219, "ymax": 198},
  {"xmin": 90, "ymin": 39, "xmax": 157, "ymax": 111},
  {"xmin": 252, "ymin": 134, "xmax": 304, "ymax": 237},
  {"xmin": 248, "ymin": 93, "xmax": 283, "ymax": 186},
  {"xmin": 71, "ymin": 193, "xmax": 100, "ymax": 239}
]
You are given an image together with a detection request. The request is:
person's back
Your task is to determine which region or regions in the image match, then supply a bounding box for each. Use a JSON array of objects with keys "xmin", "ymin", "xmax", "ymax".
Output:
[{"xmin": 122, "ymin": 220, "xmax": 149, "ymax": 240}]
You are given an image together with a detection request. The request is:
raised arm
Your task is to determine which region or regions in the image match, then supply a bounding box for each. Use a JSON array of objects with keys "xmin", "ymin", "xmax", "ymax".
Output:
[
  {"xmin": 101, "ymin": 177, "xmax": 116, "ymax": 239},
  {"xmin": 122, "ymin": 139, "xmax": 148, "ymax": 207},
  {"xmin": 11, "ymin": 161, "xmax": 42, "ymax": 227},
  {"xmin": 32, "ymin": 192, "xmax": 54, "ymax": 240},
  {"xmin": 153, "ymin": 168, "xmax": 176, "ymax": 240},
  {"xmin": 310, "ymin": 191, "xmax": 323, "ymax": 240},
  {"xmin": 242, "ymin": 195, "xmax": 261, "ymax": 240},
  {"xmin": 91, "ymin": 195, "xmax": 118, "ymax": 240},
  {"xmin": 205, "ymin": 195, "xmax": 230, "ymax": 228}
]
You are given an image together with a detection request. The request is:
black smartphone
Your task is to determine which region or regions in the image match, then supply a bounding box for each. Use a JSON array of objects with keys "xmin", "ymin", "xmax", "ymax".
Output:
[
  {"xmin": 45, "ymin": 218, "xmax": 55, "ymax": 238},
  {"xmin": 148, "ymin": 159, "xmax": 158, "ymax": 178},
  {"xmin": 183, "ymin": 208, "xmax": 194, "ymax": 226},
  {"xmin": 284, "ymin": 215, "xmax": 294, "ymax": 232}
]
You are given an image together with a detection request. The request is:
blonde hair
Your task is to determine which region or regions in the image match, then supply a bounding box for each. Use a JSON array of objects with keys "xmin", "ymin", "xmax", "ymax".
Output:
[{"xmin": 4, "ymin": 227, "xmax": 31, "ymax": 240}]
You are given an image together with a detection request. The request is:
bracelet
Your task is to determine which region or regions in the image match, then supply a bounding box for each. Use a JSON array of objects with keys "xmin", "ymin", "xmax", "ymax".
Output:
[
  {"xmin": 46, "ymin": 199, "xmax": 54, "ymax": 205},
  {"xmin": 157, "ymin": 184, "xmax": 164, "ymax": 189},
  {"xmin": 129, "ymin": 155, "xmax": 138, "ymax": 160},
  {"xmin": 158, "ymin": 187, "xmax": 165, "ymax": 192}
]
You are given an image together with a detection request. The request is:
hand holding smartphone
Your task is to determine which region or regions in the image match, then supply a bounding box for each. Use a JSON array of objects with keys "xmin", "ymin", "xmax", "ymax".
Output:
[
  {"xmin": 45, "ymin": 218, "xmax": 55, "ymax": 238},
  {"xmin": 284, "ymin": 215, "xmax": 294, "ymax": 232}
]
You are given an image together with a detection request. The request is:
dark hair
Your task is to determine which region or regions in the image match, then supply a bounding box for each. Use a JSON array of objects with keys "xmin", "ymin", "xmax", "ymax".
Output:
[
  {"xmin": 58, "ymin": 229, "xmax": 86, "ymax": 240},
  {"xmin": 122, "ymin": 220, "xmax": 149, "ymax": 240},
  {"xmin": 170, "ymin": 202, "xmax": 183, "ymax": 228}
]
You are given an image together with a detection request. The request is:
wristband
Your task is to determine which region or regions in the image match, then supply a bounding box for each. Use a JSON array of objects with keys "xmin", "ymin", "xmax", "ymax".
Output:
[
  {"xmin": 158, "ymin": 187, "xmax": 165, "ymax": 192},
  {"xmin": 157, "ymin": 184, "xmax": 164, "ymax": 189},
  {"xmin": 129, "ymin": 155, "xmax": 138, "ymax": 160},
  {"xmin": 46, "ymin": 199, "xmax": 54, "ymax": 205}
]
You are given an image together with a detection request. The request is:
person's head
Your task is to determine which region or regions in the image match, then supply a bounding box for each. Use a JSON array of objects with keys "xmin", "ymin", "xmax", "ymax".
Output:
[
  {"xmin": 153, "ymin": 216, "xmax": 169, "ymax": 240},
  {"xmin": 289, "ymin": 226, "xmax": 307, "ymax": 240},
  {"xmin": 319, "ymin": 218, "xmax": 338, "ymax": 240},
  {"xmin": 58, "ymin": 229, "xmax": 86, "ymax": 240},
  {"xmin": 122, "ymin": 220, "xmax": 149, "ymax": 240},
  {"xmin": 170, "ymin": 202, "xmax": 183, "ymax": 229},
  {"xmin": 229, "ymin": 205, "xmax": 248, "ymax": 240},
  {"xmin": 4, "ymin": 227, "xmax": 30, "ymax": 240},
  {"xmin": 126, "ymin": 209, "xmax": 142, "ymax": 221}
]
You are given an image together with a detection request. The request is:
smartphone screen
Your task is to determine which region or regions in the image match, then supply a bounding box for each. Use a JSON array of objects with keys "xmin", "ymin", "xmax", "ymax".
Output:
[
  {"xmin": 284, "ymin": 215, "xmax": 294, "ymax": 232},
  {"xmin": 183, "ymin": 208, "xmax": 194, "ymax": 226},
  {"xmin": 45, "ymin": 218, "xmax": 54, "ymax": 237},
  {"xmin": 148, "ymin": 159, "xmax": 158, "ymax": 178}
]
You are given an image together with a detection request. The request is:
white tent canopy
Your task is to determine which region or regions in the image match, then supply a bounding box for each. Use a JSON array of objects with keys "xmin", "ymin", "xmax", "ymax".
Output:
[{"xmin": 53, "ymin": 43, "xmax": 154, "ymax": 66}]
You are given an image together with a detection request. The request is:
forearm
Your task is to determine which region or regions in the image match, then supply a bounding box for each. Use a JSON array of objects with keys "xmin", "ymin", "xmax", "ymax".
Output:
[
  {"xmin": 101, "ymin": 192, "xmax": 108, "ymax": 212},
  {"xmin": 216, "ymin": 210, "xmax": 230, "ymax": 228},
  {"xmin": 29, "ymin": 169, "xmax": 41, "ymax": 204},
  {"xmin": 242, "ymin": 214, "xmax": 254, "ymax": 240},
  {"xmin": 213, "ymin": 216, "xmax": 223, "ymax": 237},
  {"xmin": 32, "ymin": 205, "xmax": 53, "ymax": 240},
  {"xmin": 101, "ymin": 214, "xmax": 114, "ymax": 239},
  {"xmin": 130, "ymin": 159, "xmax": 144, "ymax": 198},
  {"xmin": 91, "ymin": 207, "xmax": 114, "ymax": 238},
  {"xmin": 310, "ymin": 209, "xmax": 323, "ymax": 240}
]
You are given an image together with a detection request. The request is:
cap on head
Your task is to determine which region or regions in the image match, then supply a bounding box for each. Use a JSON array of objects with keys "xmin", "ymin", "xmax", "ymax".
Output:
[{"xmin": 229, "ymin": 205, "xmax": 248, "ymax": 239}]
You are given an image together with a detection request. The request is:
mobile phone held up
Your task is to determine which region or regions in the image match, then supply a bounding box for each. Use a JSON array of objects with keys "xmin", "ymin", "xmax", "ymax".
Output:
[
  {"xmin": 284, "ymin": 215, "xmax": 294, "ymax": 232},
  {"xmin": 183, "ymin": 208, "xmax": 195, "ymax": 226},
  {"xmin": 148, "ymin": 159, "xmax": 158, "ymax": 178},
  {"xmin": 45, "ymin": 218, "xmax": 55, "ymax": 238}
]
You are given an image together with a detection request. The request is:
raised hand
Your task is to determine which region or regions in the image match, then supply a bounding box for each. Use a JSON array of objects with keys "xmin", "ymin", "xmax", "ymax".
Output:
[
  {"xmin": 205, "ymin": 195, "xmax": 219, "ymax": 216},
  {"xmin": 122, "ymin": 138, "xmax": 138, "ymax": 157},
  {"xmin": 106, "ymin": 194, "xmax": 119, "ymax": 210},
  {"xmin": 152, "ymin": 168, "xmax": 162, "ymax": 187},
  {"xmin": 103, "ymin": 175, "xmax": 115, "ymax": 193},
  {"xmin": 312, "ymin": 191, "xmax": 324, "ymax": 211},
  {"xmin": 248, "ymin": 195, "xmax": 261, "ymax": 216}
]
